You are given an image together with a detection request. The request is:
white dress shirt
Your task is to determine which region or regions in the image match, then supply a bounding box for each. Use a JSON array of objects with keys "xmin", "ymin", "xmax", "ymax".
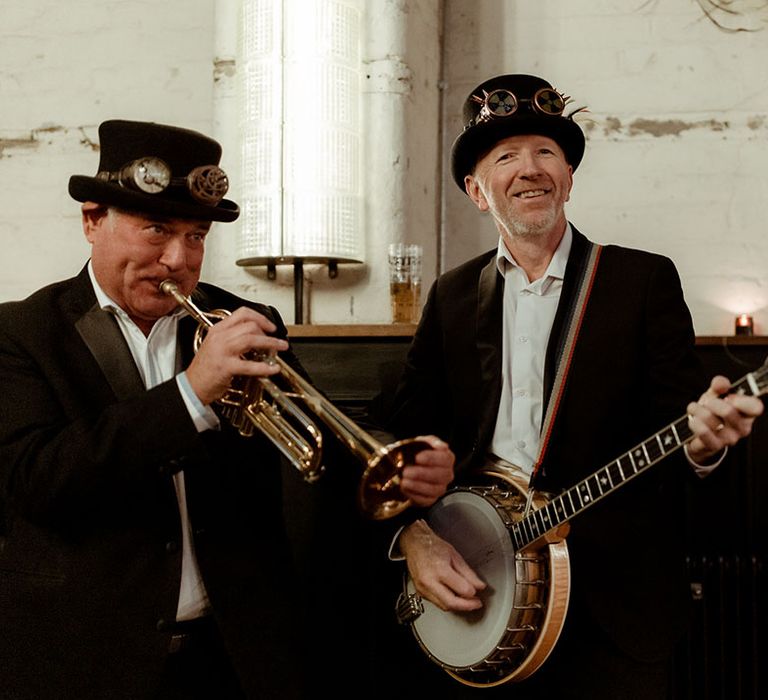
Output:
[
  {"xmin": 87, "ymin": 263, "xmax": 216, "ymax": 620},
  {"xmin": 489, "ymin": 226, "xmax": 572, "ymax": 477},
  {"xmin": 487, "ymin": 227, "xmax": 719, "ymax": 480}
]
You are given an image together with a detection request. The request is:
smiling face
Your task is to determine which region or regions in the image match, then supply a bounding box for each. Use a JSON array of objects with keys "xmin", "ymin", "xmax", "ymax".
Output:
[
  {"xmin": 464, "ymin": 133, "xmax": 573, "ymax": 247},
  {"xmin": 82, "ymin": 205, "xmax": 212, "ymax": 335}
]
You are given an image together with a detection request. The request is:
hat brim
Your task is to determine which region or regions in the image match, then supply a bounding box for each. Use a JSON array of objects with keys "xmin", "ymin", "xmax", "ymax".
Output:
[
  {"xmin": 68, "ymin": 176, "xmax": 240, "ymax": 223},
  {"xmin": 450, "ymin": 115, "xmax": 585, "ymax": 191}
]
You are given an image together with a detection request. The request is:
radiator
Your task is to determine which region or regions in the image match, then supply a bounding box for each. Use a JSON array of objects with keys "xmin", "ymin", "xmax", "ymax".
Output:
[{"xmin": 680, "ymin": 554, "xmax": 764, "ymax": 700}]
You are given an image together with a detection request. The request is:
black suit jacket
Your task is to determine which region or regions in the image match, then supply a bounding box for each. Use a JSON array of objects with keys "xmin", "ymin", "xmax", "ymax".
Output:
[
  {"xmin": 388, "ymin": 227, "xmax": 708, "ymax": 664},
  {"xmin": 0, "ymin": 266, "xmax": 307, "ymax": 699}
]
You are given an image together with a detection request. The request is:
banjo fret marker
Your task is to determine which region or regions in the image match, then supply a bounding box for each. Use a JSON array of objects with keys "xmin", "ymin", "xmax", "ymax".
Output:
[
  {"xmin": 545, "ymin": 502, "xmax": 561, "ymax": 526},
  {"xmin": 553, "ymin": 499, "xmax": 566, "ymax": 520},
  {"xmin": 522, "ymin": 518, "xmax": 535, "ymax": 543}
]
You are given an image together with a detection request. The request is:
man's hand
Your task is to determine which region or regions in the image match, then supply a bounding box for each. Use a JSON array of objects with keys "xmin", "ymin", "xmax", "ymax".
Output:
[
  {"xmin": 399, "ymin": 435, "xmax": 455, "ymax": 507},
  {"xmin": 400, "ymin": 519, "xmax": 486, "ymax": 611},
  {"xmin": 185, "ymin": 307, "xmax": 289, "ymax": 405},
  {"xmin": 686, "ymin": 374, "xmax": 764, "ymax": 464}
]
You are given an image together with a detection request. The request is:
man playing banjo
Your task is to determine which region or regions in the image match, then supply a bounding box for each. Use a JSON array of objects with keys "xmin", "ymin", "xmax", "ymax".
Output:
[{"xmin": 383, "ymin": 74, "xmax": 763, "ymax": 699}]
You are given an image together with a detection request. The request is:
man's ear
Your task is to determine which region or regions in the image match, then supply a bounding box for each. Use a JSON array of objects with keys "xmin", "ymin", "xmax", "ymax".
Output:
[
  {"xmin": 464, "ymin": 174, "xmax": 489, "ymax": 212},
  {"xmin": 81, "ymin": 202, "xmax": 108, "ymax": 243}
]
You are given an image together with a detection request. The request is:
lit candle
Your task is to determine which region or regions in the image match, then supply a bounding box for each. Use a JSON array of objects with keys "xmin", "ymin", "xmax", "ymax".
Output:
[{"xmin": 735, "ymin": 314, "xmax": 754, "ymax": 336}]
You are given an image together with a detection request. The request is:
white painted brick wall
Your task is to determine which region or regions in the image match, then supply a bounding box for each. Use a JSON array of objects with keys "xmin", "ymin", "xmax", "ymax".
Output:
[
  {"xmin": 442, "ymin": 0, "xmax": 768, "ymax": 335},
  {"xmin": 0, "ymin": 0, "xmax": 217, "ymax": 300},
  {"xmin": 3, "ymin": 0, "xmax": 768, "ymax": 334}
]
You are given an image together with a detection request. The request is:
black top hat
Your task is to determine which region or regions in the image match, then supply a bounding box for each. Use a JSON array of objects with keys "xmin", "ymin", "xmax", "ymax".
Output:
[
  {"xmin": 450, "ymin": 74, "xmax": 585, "ymax": 191},
  {"xmin": 69, "ymin": 120, "xmax": 240, "ymax": 222}
]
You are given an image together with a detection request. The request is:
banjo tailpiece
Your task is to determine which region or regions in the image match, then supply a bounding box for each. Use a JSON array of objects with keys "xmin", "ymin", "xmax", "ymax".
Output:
[{"xmin": 395, "ymin": 591, "xmax": 424, "ymax": 625}]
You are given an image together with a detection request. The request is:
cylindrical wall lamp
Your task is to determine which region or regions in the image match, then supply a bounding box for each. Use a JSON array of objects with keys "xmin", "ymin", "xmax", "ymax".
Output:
[{"xmin": 238, "ymin": 0, "xmax": 364, "ymax": 322}]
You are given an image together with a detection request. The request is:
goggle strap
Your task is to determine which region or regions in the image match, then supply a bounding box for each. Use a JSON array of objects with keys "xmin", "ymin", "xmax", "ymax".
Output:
[{"xmin": 95, "ymin": 159, "xmax": 228, "ymax": 205}]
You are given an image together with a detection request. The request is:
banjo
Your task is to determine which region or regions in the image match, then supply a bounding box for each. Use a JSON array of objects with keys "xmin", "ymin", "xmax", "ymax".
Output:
[{"xmin": 395, "ymin": 362, "xmax": 768, "ymax": 688}]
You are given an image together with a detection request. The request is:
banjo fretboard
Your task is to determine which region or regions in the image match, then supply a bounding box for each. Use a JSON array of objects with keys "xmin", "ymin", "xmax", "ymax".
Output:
[{"xmin": 511, "ymin": 366, "xmax": 767, "ymax": 551}]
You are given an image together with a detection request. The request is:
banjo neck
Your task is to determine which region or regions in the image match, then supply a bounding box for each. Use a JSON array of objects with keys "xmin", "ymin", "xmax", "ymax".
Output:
[{"xmin": 512, "ymin": 363, "xmax": 768, "ymax": 553}]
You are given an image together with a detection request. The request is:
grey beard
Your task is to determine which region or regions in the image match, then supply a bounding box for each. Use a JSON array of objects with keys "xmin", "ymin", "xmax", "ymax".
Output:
[{"xmin": 497, "ymin": 210, "xmax": 557, "ymax": 239}]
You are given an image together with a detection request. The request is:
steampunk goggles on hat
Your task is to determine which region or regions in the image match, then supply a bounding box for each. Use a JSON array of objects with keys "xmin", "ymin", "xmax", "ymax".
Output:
[
  {"xmin": 96, "ymin": 157, "xmax": 230, "ymax": 206},
  {"xmin": 467, "ymin": 87, "xmax": 567, "ymax": 128}
]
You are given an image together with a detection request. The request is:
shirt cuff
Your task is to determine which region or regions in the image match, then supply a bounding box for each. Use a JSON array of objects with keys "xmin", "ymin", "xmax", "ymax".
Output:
[
  {"xmin": 684, "ymin": 443, "xmax": 727, "ymax": 478},
  {"xmin": 176, "ymin": 372, "xmax": 220, "ymax": 433},
  {"xmin": 388, "ymin": 525, "xmax": 407, "ymax": 561}
]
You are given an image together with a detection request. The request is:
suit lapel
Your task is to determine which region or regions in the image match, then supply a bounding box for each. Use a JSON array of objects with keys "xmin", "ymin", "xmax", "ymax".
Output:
[
  {"xmin": 475, "ymin": 254, "xmax": 504, "ymax": 449},
  {"xmin": 73, "ymin": 281, "xmax": 215, "ymax": 397},
  {"xmin": 75, "ymin": 304, "xmax": 145, "ymax": 400}
]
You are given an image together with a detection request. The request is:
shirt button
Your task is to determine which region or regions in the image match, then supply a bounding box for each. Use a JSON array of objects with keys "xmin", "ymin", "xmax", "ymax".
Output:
[{"xmin": 517, "ymin": 440, "xmax": 526, "ymax": 449}]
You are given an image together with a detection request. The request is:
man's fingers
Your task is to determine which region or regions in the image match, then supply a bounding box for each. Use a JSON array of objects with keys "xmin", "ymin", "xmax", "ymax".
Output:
[{"xmin": 415, "ymin": 564, "xmax": 485, "ymax": 612}]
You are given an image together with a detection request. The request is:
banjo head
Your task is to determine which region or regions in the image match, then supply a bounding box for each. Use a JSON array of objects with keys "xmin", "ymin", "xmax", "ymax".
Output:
[{"xmin": 408, "ymin": 488, "xmax": 519, "ymax": 669}]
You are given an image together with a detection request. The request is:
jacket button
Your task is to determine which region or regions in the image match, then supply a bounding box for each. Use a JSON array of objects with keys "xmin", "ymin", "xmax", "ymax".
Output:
[
  {"xmin": 165, "ymin": 540, "xmax": 179, "ymax": 553},
  {"xmin": 156, "ymin": 618, "xmax": 171, "ymax": 632}
]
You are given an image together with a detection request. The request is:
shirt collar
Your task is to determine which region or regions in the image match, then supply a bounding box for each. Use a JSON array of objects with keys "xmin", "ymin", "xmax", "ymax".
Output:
[{"xmin": 495, "ymin": 222, "xmax": 573, "ymax": 283}]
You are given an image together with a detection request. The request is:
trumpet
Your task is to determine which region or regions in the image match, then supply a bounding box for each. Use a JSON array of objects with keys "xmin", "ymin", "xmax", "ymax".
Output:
[{"xmin": 160, "ymin": 279, "xmax": 429, "ymax": 520}]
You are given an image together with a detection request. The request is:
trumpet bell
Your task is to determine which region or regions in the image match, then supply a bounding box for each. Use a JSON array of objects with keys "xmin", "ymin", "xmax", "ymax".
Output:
[{"xmin": 360, "ymin": 437, "xmax": 433, "ymax": 520}]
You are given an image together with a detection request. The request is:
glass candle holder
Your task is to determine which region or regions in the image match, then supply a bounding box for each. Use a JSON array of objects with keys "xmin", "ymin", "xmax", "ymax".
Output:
[{"xmin": 735, "ymin": 314, "xmax": 754, "ymax": 336}]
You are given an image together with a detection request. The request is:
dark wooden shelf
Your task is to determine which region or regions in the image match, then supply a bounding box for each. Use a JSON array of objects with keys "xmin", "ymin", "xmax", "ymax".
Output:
[
  {"xmin": 286, "ymin": 323, "xmax": 417, "ymax": 338},
  {"xmin": 287, "ymin": 327, "xmax": 768, "ymax": 344},
  {"xmin": 696, "ymin": 335, "xmax": 768, "ymax": 345}
]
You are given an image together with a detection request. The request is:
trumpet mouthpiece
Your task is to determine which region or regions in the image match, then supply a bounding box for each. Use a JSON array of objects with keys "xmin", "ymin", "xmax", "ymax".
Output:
[{"xmin": 159, "ymin": 279, "xmax": 180, "ymax": 295}]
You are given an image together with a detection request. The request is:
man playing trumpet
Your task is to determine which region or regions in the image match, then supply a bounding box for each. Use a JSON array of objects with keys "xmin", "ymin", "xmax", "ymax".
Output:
[{"xmin": 0, "ymin": 119, "xmax": 454, "ymax": 699}]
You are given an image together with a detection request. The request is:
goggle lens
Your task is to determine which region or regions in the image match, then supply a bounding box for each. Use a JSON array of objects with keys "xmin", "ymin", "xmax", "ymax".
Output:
[
  {"xmin": 471, "ymin": 87, "xmax": 567, "ymax": 126},
  {"xmin": 128, "ymin": 157, "xmax": 171, "ymax": 193},
  {"xmin": 97, "ymin": 157, "xmax": 229, "ymax": 205}
]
